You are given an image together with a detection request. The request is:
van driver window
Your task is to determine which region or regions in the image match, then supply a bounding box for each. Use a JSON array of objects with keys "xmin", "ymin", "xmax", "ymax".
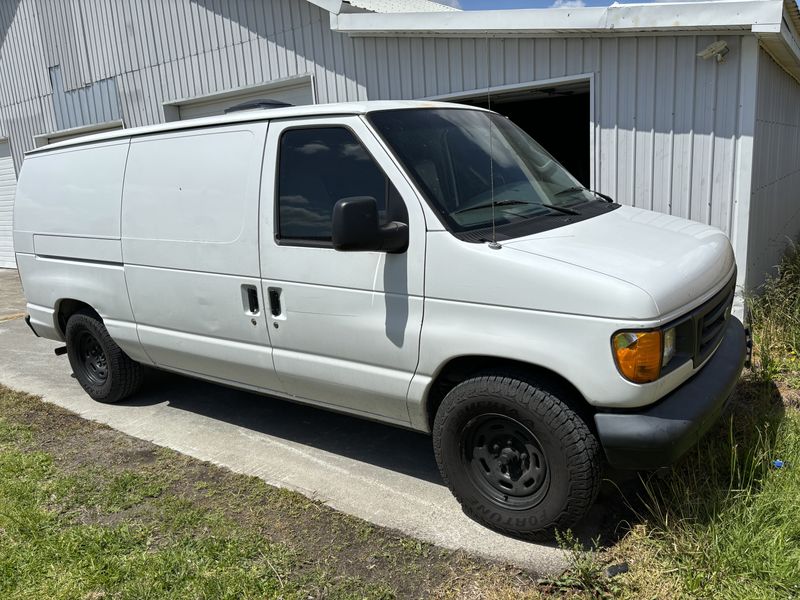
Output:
[{"xmin": 277, "ymin": 127, "xmax": 403, "ymax": 244}]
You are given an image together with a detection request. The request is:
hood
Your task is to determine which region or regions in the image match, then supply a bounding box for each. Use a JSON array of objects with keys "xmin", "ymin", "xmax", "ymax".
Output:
[{"xmin": 503, "ymin": 205, "xmax": 735, "ymax": 318}]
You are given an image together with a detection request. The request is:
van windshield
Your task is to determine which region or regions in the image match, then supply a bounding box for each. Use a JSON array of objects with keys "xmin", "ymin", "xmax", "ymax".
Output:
[{"xmin": 368, "ymin": 108, "xmax": 614, "ymax": 241}]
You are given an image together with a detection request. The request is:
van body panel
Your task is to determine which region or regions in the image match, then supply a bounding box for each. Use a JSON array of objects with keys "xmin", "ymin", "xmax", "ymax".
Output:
[
  {"xmin": 120, "ymin": 123, "xmax": 283, "ymax": 392},
  {"xmin": 103, "ymin": 318, "xmax": 153, "ymax": 364},
  {"xmin": 259, "ymin": 116, "xmax": 427, "ymax": 423},
  {"xmin": 413, "ymin": 296, "xmax": 700, "ymax": 416},
  {"xmin": 503, "ymin": 206, "xmax": 735, "ymax": 318},
  {"xmin": 13, "ymin": 137, "xmax": 135, "ymax": 342},
  {"xmin": 14, "ymin": 140, "xmax": 129, "ymax": 245},
  {"xmin": 125, "ymin": 266, "xmax": 281, "ymax": 390},
  {"xmin": 32, "ymin": 235, "xmax": 122, "ymax": 263},
  {"xmin": 14, "ymin": 253, "xmax": 136, "ymax": 346},
  {"xmin": 22, "ymin": 301, "xmax": 58, "ymax": 339},
  {"xmin": 135, "ymin": 324, "xmax": 276, "ymax": 389},
  {"xmin": 422, "ymin": 230, "xmax": 659, "ymax": 320},
  {"xmin": 121, "ymin": 126, "xmax": 264, "ymax": 276}
]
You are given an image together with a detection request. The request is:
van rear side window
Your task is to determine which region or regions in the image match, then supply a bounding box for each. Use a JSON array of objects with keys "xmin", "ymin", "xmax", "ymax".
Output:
[{"xmin": 276, "ymin": 127, "xmax": 399, "ymax": 245}]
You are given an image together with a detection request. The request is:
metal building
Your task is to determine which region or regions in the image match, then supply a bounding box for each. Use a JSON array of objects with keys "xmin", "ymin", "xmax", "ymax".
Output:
[{"xmin": 0, "ymin": 0, "xmax": 798, "ymax": 307}]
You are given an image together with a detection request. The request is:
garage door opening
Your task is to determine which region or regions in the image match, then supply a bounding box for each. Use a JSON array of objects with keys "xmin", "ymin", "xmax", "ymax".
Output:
[
  {"xmin": 164, "ymin": 74, "xmax": 315, "ymax": 122},
  {"xmin": 449, "ymin": 81, "xmax": 591, "ymax": 187}
]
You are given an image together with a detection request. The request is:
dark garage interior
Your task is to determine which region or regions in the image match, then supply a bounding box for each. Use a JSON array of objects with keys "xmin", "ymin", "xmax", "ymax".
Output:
[{"xmin": 455, "ymin": 82, "xmax": 591, "ymax": 187}]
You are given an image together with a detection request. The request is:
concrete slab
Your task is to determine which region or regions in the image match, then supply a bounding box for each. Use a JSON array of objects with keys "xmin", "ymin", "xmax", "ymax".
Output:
[
  {"xmin": 0, "ymin": 313, "xmax": 620, "ymax": 575},
  {"xmin": 0, "ymin": 269, "xmax": 25, "ymax": 321}
]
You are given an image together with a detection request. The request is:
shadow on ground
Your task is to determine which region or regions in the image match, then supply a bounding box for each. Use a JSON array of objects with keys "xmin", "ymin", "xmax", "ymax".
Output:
[
  {"xmin": 114, "ymin": 368, "xmax": 786, "ymax": 547},
  {"xmin": 129, "ymin": 368, "xmax": 443, "ymax": 484}
]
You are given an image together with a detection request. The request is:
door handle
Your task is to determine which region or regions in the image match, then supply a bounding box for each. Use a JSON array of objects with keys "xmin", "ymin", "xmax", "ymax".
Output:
[
  {"xmin": 268, "ymin": 287, "xmax": 282, "ymax": 317},
  {"xmin": 242, "ymin": 285, "xmax": 259, "ymax": 314}
]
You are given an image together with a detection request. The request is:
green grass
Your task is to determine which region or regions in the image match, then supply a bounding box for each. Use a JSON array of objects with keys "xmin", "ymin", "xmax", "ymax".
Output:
[
  {"xmin": 625, "ymin": 390, "xmax": 800, "ymax": 599},
  {"xmin": 0, "ymin": 388, "xmax": 542, "ymax": 600},
  {"xmin": 0, "ymin": 418, "xmax": 341, "ymax": 600}
]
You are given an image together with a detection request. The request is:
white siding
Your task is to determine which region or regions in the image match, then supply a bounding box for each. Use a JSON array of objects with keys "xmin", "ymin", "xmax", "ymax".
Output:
[
  {"xmin": 0, "ymin": 140, "xmax": 17, "ymax": 268},
  {"xmin": 0, "ymin": 0, "xmax": 757, "ymax": 272},
  {"xmin": 747, "ymin": 49, "xmax": 800, "ymax": 290}
]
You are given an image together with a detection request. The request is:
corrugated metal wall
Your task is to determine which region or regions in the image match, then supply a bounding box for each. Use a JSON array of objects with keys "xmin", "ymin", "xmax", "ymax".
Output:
[
  {"xmin": 747, "ymin": 48, "xmax": 800, "ymax": 289},
  {"xmin": 0, "ymin": 0, "xmax": 752, "ymax": 243}
]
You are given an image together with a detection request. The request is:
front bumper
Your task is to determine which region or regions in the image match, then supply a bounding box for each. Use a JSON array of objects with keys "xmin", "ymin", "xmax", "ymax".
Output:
[{"xmin": 594, "ymin": 316, "xmax": 746, "ymax": 470}]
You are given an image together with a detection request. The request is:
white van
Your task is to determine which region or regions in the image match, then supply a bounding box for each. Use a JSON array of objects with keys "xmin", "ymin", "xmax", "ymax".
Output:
[{"xmin": 13, "ymin": 101, "xmax": 746, "ymax": 540}]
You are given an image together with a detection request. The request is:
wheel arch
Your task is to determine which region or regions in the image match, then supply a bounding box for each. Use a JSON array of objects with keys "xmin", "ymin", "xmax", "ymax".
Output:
[
  {"xmin": 55, "ymin": 298, "xmax": 100, "ymax": 338},
  {"xmin": 424, "ymin": 355, "xmax": 594, "ymax": 432}
]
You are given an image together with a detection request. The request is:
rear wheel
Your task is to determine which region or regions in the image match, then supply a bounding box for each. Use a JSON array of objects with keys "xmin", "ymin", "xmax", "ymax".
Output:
[
  {"xmin": 65, "ymin": 309, "xmax": 143, "ymax": 403},
  {"xmin": 433, "ymin": 373, "xmax": 601, "ymax": 541}
]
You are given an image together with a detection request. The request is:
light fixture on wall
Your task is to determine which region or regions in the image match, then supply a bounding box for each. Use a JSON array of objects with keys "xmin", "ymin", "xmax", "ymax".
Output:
[{"xmin": 697, "ymin": 40, "xmax": 729, "ymax": 63}]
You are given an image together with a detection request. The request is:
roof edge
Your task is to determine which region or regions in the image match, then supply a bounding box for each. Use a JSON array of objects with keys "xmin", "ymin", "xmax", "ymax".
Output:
[
  {"xmin": 24, "ymin": 100, "xmax": 470, "ymax": 156},
  {"xmin": 306, "ymin": 0, "xmax": 343, "ymax": 15},
  {"xmin": 331, "ymin": 0, "xmax": 785, "ymax": 36}
]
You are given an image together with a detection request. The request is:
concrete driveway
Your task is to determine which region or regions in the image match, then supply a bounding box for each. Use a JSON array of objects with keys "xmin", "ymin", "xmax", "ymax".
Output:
[
  {"xmin": 0, "ymin": 271, "xmax": 622, "ymax": 575},
  {"xmin": 0, "ymin": 268, "xmax": 25, "ymax": 320}
]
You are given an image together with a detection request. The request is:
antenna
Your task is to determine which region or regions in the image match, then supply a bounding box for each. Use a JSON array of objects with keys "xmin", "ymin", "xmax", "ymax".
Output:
[{"xmin": 486, "ymin": 35, "xmax": 501, "ymax": 250}]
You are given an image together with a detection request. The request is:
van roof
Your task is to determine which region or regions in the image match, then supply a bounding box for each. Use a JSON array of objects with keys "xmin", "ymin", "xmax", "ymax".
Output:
[{"xmin": 27, "ymin": 100, "xmax": 483, "ymax": 156}]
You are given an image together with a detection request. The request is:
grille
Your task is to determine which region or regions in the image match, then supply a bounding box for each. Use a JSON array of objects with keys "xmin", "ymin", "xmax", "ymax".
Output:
[{"xmin": 692, "ymin": 275, "xmax": 735, "ymax": 367}]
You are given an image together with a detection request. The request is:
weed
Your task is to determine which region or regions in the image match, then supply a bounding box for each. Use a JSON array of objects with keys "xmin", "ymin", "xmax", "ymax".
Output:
[
  {"xmin": 748, "ymin": 239, "xmax": 800, "ymax": 383},
  {"xmin": 548, "ymin": 530, "xmax": 616, "ymax": 598}
]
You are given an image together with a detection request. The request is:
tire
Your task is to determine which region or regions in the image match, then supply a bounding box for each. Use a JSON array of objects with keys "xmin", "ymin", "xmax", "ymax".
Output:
[
  {"xmin": 433, "ymin": 372, "xmax": 601, "ymax": 541},
  {"xmin": 65, "ymin": 309, "xmax": 143, "ymax": 403}
]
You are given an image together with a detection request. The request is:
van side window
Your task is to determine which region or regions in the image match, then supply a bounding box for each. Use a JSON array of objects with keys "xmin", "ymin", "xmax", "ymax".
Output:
[{"xmin": 277, "ymin": 127, "xmax": 404, "ymax": 244}]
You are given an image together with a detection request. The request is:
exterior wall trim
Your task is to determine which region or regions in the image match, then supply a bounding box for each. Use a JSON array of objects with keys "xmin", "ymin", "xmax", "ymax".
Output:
[
  {"xmin": 33, "ymin": 120, "xmax": 125, "ymax": 149},
  {"xmin": 730, "ymin": 35, "xmax": 759, "ymax": 315}
]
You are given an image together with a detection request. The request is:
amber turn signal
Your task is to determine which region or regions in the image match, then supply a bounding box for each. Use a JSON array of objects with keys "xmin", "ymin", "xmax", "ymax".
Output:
[{"xmin": 612, "ymin": 330, "xmax": 662, "ymax": 383}]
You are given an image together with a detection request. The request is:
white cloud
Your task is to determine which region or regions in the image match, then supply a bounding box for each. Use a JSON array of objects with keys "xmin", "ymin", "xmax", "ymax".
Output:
[
  {"xmin": 434, "ymin": 0, "xmax": 462, "ymax": 7},
  {"xmin": 550, "ymin": 0, "xmax": 586, "ymax": 6}
]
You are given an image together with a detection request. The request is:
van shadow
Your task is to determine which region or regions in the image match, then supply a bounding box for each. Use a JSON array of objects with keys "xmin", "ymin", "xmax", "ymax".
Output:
[
  {"xmin": 128, "ymin": 368, "xmax": 443, "ymax": 485},
  {"xmin": 125, "ymin": 367, "xmax": 638, "ymax": 545}
]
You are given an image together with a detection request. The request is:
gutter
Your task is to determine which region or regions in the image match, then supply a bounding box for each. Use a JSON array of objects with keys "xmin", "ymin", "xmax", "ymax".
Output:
[{"xmin": 329, "ymin": 0, "xmax": 784, "ymax": 37}]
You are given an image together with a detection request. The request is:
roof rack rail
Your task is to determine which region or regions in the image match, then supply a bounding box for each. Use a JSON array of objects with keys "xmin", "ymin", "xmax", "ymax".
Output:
[{"xmin": 223, "ymin": 99, "xmax": 293, "ymax": 113}]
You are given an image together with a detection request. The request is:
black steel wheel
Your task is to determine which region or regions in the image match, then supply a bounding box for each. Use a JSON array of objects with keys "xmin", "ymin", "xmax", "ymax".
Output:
[
  {"xmin": 433, "ymin": 372, "xmax": 601, "ymax": 541},
  {"xmin": 65, "ymin": 309, "xmax": 143, "ymax": 403},
  {"xmin": 462, "ymin": 414, "xmax": 551, "ymax": 511},
  {"xmin": 74, "ymin": 330, "xmax": 109, "ymax": 385}
]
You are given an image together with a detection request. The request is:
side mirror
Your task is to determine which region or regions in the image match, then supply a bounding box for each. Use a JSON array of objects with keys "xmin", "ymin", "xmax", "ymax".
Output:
[{"xmin": 332, "ymin": 196, "xmax": 408, "ymax": 253}]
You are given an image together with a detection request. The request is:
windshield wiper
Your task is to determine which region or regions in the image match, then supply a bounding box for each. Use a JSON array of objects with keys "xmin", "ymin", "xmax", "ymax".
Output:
[
  {"xmin": 540, "ymin": 202, "xmax": 580, "ymax": 215},
  {"xmin": 555, "ymin": 186, "xmax": 615, "ymax": 203},
  {"xmin": 454, "ymin": 199, "xmax": 541, "ymax": 215}
]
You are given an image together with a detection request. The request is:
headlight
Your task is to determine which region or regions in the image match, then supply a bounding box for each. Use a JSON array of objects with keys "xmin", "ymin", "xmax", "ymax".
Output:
[
  {"xmin": 612, "ymin": 329, "xmax": 662, "ymax": 383},
  {"xmin": 662, "ymin": 327, "xmax": 676, "ymax": 367}
]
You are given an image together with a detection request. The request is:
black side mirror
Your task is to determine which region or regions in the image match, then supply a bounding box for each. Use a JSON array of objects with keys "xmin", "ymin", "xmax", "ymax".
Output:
[{"xmin": 332, "ymin": 196, "xmax": 408, "ymax": 253}]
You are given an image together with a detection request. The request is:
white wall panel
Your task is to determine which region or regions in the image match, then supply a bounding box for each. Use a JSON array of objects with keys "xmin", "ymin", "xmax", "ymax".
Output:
[{"xmin": 746, "ymin": 49, "xmax": 800, "ymax": 289}]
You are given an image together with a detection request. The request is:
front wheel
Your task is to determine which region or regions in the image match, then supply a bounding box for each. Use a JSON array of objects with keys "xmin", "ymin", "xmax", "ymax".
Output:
[
  {"xmin": 433, "ymin": 373, "xmax": 601, "ymax": 541},
  {"xmin": 65, "ymin": 309, "xmax": 143, "ymax": 403}
]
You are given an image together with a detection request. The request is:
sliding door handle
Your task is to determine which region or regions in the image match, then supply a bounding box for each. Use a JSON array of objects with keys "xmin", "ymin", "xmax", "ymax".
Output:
[
  {"xmin": 268, "ymin": 287, "xmax": 282, "ymax": 317},
  {"xmin": 242, "ymin": 284, "xmax": 259, "ymax": 314}
]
